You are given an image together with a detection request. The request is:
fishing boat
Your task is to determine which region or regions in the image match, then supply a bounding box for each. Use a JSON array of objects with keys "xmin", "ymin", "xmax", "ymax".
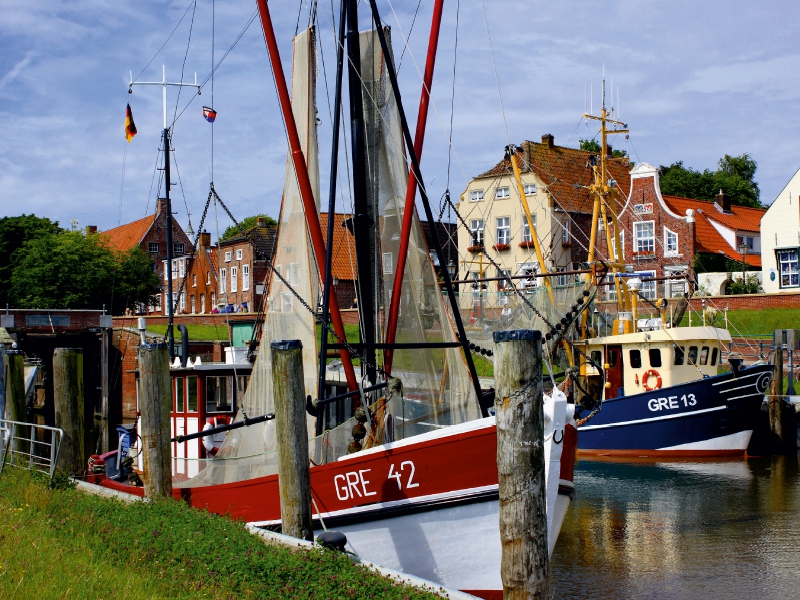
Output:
[
  {"xmin": 570, "ymin": 89, "xmax": 773, "ymax": 457},
  {"xmin": 91, "ymin": 2, "xmax": 579, "ymax": 597}
]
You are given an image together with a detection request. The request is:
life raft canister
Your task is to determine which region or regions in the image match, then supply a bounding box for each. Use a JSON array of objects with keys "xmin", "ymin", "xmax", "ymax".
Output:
[
  {"xmin": 642, "ymin": 369, "xmax": 662, "ymax": 391},
  {"xmin": 202, "ymin": 416, "xmax": 231, "ymax": 456}
]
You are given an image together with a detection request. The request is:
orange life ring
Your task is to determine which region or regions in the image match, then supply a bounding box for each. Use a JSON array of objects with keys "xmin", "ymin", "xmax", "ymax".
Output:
[{"xmin": 642, "ymin": 369, "xmax": 662, "ymax": 391}]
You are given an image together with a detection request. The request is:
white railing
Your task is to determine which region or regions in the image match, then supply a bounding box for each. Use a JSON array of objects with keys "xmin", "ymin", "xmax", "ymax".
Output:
[{"xmin": 0, "ymin": 419, "xmax": 64, "ymax": 482}]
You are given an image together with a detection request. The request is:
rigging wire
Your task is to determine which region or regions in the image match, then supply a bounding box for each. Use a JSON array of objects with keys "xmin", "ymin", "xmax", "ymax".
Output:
[
  {"xmin": 480, "ymin": 0, "xmax": 510, "ymax": 146},
  {"xmin": 133, "ymin": 0, "xmax": 197, "ymax": 83},
  {"xmin": 171, "ymin": 0, "xmax": 197, "ymax": 131},
  {"xmin": 211, "ymin": 0, "xmax": 215, "ymax": 181},
  {"xmin": 396, "ymin": 0, "xmax": 424, "ymax": 74}
]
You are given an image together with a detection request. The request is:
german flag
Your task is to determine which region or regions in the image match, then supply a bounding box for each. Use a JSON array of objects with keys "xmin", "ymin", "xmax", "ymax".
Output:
[{"xmin": 125, "ymin": 103, "xmax": 137, "ymax": 143}]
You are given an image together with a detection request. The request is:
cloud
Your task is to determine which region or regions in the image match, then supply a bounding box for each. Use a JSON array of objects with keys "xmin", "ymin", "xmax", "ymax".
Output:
[{"xmin": 0, "ymin": 51, "xmax": 37, "ymax": 93}]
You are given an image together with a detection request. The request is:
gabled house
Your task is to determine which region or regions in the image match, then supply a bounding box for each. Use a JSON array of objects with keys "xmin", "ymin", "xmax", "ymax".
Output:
[
  {"xmin": 166, "ymin": 231, "xmax": 219, "ymax": 314},
  {"xmin": 102, "ymin": 199, "xmax": 192, "ymax": 315},
  {"xmin": 217, "ymin": 218, "xmax": 277, "ymax": 313},
  {"xmin": 761, "ymin": 167, "xmax": 800, "ymax": 293}
]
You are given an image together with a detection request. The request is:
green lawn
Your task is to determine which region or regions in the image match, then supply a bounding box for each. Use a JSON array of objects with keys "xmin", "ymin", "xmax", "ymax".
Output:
[
  {"xmin": 0, "ymin": 468, "xmax": 443, "ymax": 599},
  {"xmin": 147, "ymin": 323, "xmax": 231, "ymax": 341},
  {"xmin": 678, "ymin": 307, "xmax": 800, "ymax": 338}
]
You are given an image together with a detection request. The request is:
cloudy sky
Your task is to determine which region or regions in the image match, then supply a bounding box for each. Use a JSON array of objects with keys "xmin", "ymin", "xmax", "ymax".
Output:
[{"xmin": 2, "ymin": 1, "xmax": 799, "ymax": 239}]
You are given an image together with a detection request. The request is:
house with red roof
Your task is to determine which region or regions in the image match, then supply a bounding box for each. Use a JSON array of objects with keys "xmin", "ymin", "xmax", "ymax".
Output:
[
  {"xmin": 596, "ymin": 162, "xmax": 765, "ymax": 298},
  {"xmin": 101, "ymin": 199, "xmax": 192, "ymax": 315}
]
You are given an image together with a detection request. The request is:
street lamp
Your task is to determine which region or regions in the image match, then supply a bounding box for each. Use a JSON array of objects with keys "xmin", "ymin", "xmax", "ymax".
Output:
[
  {"xmin": 738, "ymin": 243, "xmax": 748, "ymax": 284},
  {"xmin": 447, "ymin": 259, "xmax": 457, "ymax": 279}
]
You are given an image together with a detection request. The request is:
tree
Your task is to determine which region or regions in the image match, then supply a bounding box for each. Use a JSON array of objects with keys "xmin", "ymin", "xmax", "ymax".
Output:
[
  {"xmin": 579, "ymin": 138, "xmax": 629, "ymax": 159},
  {"xmin": 9, "ymin": 231, "xmax": 160, "ymax": 314},
  {"xmin": 0, "ymin": 214, "xmax": 62, "ymax": 306},
  {"xmin": 659, "ymin": 153, "xmax": 761, "ymax": 208},
  {"xmin": 220, "ymin": 214, "xmax": 277, "ymax": 242}
]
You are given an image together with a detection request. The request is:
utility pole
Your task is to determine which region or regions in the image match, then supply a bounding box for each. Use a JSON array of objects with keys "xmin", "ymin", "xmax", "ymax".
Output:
[{"xmin": 129, "ymin": 66, "xmax": 200, "ymax": 358}]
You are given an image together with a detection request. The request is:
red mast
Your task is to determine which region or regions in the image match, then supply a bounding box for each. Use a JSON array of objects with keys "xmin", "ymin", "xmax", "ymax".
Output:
[
  {"xmin": 255, "ymin": 0, "xmax": 358, "ymax": 392},
  {"xmin": 384, "ymin": 0, "xmax": 446, "ymax": 374}
]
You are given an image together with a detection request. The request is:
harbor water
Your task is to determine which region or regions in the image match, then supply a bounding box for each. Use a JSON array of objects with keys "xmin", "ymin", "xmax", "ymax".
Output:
[{"xmin": 551, "ymin": 453, "xmax": 800, "ymax": 599}]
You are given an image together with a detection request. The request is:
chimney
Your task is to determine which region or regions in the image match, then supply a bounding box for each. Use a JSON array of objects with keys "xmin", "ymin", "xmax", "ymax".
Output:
[
  {"xmin": 541, "ymin": 134, "xmax": 554, "ymax": 149},
  {"xmin": 156, "ymin": 198, "xmax": 164, "ymax": 215},
  {"xmin": 716, "ymin": 189, "xmax": 731, "ymax": 213},
  {"xmin": 200, "ymin": 230, "xmax": 211, "ymax": 248},
  {"xmin": 607, "ymin": 145, "xmax": 613, "ymax": 158},
  {"xmin": 85, "ymin": 225, "xmax": 98, "ymax": 235},
  {"xmin": 257, "ymin": 217, "xmax": 266, "ymax": 228}
]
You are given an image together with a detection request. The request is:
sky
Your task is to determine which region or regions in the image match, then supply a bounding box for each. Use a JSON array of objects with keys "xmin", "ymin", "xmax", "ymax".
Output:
[{"xmin": 2, "ymin": 0, "xmax": 800, "ymax": 240}]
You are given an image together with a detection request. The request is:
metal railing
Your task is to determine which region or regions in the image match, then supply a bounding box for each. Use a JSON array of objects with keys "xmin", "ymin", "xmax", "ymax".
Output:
[{"xmin": 0, "ymin": 419, "xmax": 64, "ymax": 482}]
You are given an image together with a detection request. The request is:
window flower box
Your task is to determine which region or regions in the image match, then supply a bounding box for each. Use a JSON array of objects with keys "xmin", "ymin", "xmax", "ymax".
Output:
[
  {"xmin": 518, "ymin": 240, "xmax": 535, "ymax": 249},
  {"xmin": 493, "ymin": 243, "xmax": 511, "ymax": 252},
  {"xmin": 632, "ymin": 250, "xmax": 656, "ymax": 260},
  {"xmin": 467, "ymin": 245, "xmax": 484, "ymax": 253}
]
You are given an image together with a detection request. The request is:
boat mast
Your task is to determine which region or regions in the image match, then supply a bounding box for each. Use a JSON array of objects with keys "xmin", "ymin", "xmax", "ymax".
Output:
[{"xmin": 128, "ymin": 66, "xmax": 200, "ymax": 358}]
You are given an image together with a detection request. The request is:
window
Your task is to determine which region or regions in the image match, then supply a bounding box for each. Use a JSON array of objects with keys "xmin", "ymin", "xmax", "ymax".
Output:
[
  {"xmin": 688, "ymin": 346, "xmax": 699, "ymax": 365},
  {"xmin": 664, "ymin": 228, "xmax": 679, "ymax": 257},
  {"xmin": 237, "ymin": 375, "xmax": 249, "ymax": 400},
  {"xmin": 649, "ymin": 348, "xmax": 662, "ymax": 368},
  {"xmin": 187, "ymin": 377, "xmax": 198, "ymax": 412},
  {"xmin": 174, "ymin": 242, "xmax": 185, "ymax": 255},
  {"xmin": 163, "ymin": 262, "xmax": 168, "ymax": 281},
  {"xmin": 496, "ymin": 187, "xmax": 510, "ymax": 199},
  {"xmin": 179, "ymin": 258, "xmax": 185, "ymax": 278},
  {"xmin": 629, "ymin": 349, "xmax": 642, "ymax": 369},
  {"xmin": 155, "ymin": 294, "xmax": 162, "ymax": 310},
  {"xmin": 777, "ymin": 249, "xmax": 799, "ymax": 288},
  {"xmin": 522, "ymin": 216, "xmax": 535, "ymax": 243},
  {"xmin": 220, "ymin": 268, "xmax": 227, "ymax": 293},
  {"xmin": 496, "ymin": 217, "xmax": 510, "ymax": 245},
  {"xmin": 634, "ymin": 221, "xmax": 655, "ymax": 254},
  {"xmin": 171, "ymin": 259, "xmax": 178, "ymax": 279},
  {"xmin": 469, "ymin": 189, "xmax": 484, "ymax": 202},
  {"xmin": 523, "ymin": 184, "xmax": 536, "ymax": 195},
  {"xmin": 613, "ymin": 231, "xmax": 625, "ymax": 260},
  {"xmin": 192, "ymin": 273, "xmax": 197, "ymax": 287},
  {"xmin": 206, "ymin": 376, "xmax": 233, "ymax": 413},
  {"xmin": 635, "ymin": 270, "xmax": 657, "ymax": 300},
  {"xmin": 200, "ymin": 293, "xmax": 205, "ymax": 313},
  {"xmin": 280, "ymin": 292, "xmax": 293, "ymax": 312},
  {"xmin": 211, "ymin": 292, "xmax": 215, "ymax": 308},
  {"xmin": 231, "ymin": 266, "xmax": 238, "ymax": 292},
  {"xmin": 562, "ymin": 221, "xmax": 570, "ymax": 244},
  {"xmin": 556, "ymin": 267, "xmax": 567, "ymax": 287},
  {"xmin": 179, "ymin": 292, "xmax": 185, "ymax": 312},
  {"xmin": 242, "ymin": 265, "xmax": 250, "ymax": 290},
  {"xmin": 148, "ymin": 242, "xmax": 159, "ymax": 254},
  {"xmin": 382, "ymin": 252, "xmax": 393, "ymax": 275},
  {"xmin": 497, "ymin": 268, "xmax": 511, "ymax": 290},
  {"xmin": 711, "ymin": 347, "xmax": 718, "ymax": 366},
  {"xmin": 591, "ymin": 350, "xmax": 602, "ymax": 369},
  {"xmin": 470, "ymin": 219, "xmax": 484, "ymax": 246},
  {"xmin": 174, "ymin": 378, "xmax": 184, "ymax": 413},
  {"xmin": 190, "ymin": 295, "xmax": 195, "ymax": 314},
  {"xmin": 236, "ymin": 249, "xmax": 243, "ymax": 260},
  {"xmin": 603, "ymin": 274, "xmax": 618, "ymax": 301},
  {"xmin": 225, "ymin": 251, "xmax": 232, "ymax": 262},
  {"xmin": 736, "ymin": 235, "xmax": 756, "ymax": 252},
  {"xmin": 699, "ymin": 346, "xmax": 710, "ymax": 366},
  {"xmin": 206, "ymin": 270, "xmax": 211, "ymax": 285},
  {"xmin": 674, "ymin": 346, "xmax": 685, "ymax": 365}
]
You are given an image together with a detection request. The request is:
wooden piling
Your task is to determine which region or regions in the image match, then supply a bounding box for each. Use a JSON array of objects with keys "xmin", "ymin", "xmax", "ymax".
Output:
[
  {"xmin": 272, "ymin": 340, "xmax": 313, "ymax": 541},
  {"xmin": 4, "ymin": 350, "xmax": 25, "ymax": 423},
  {"xmin": 53, "ymin": 348, "xmax": 85, "ymax": 474},
  {"xmin": 770, "ymin": 346, "xmax": 784, "ymax": 449},
  {"xmin": 493, "ymin": 329, "xmax": 549, "ymax": 599},
  {"xmin": 138, "ymin": 342, "xmax": 172, "ymax": 499}
]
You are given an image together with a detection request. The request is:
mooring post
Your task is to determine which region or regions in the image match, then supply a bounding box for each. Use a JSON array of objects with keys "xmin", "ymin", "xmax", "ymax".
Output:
[
  {"xmin": 5, "ymin": 350, "xmax": 26, "ymax": 456},
  {"xmin": 138, "ymin": 342, "xmax": 172, "ymax": 499},
  {"xmin": 493, "ymin": 329, "xmax": 549, "ymax": 599},
  {"xmin": 770, "ymin": 334, "xmax": 785, "ymax": 451},
  {"xmin": 53, "ymin": 348, "xmax": 85, "ymax": 474},
  {"xmin": 272, "ymin": 339, "xmax": 313, "ymax": 541}
]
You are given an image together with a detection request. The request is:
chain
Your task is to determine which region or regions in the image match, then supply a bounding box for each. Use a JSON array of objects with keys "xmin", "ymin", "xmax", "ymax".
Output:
[{"xmin": 170, "ymin": 187, "xmax": 214, "ymax": 316}]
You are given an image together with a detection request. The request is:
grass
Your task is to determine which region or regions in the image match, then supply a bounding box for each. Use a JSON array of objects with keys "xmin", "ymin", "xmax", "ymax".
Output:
[
  {"xmin": 147, "ymin": 324, "xmax": 231, "ymax": 341},
  {"xmin": 0, "ymin": 468, "xmax": 444, "ymax": 599},
  {"xmin": 673, "ymin": 307, "xmax": 800, "ymax": 338}
]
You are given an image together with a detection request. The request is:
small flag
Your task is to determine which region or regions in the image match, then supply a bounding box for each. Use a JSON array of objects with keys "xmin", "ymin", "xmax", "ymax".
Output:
[
  {"xmin": 125, "ymin": 103, "xmax": 137, "ymax": 143},
  {"xmin": 202, "ymin": 106, "xmax": 217, "ymax": 123}
]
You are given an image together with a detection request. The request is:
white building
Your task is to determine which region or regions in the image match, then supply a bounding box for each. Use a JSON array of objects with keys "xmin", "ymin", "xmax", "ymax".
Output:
[{"xmin": 761, "ymin": 167, "xmax": 800, "ymax": 293}]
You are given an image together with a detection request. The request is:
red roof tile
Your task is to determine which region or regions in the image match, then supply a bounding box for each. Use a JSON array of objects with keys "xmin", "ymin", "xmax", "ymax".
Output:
[
  {"xmin": 101, "ymin": 215, "xmax": 155, "ymax": 253},
  {"xmin": 663, "ymin": 195, "xmax": 764, "ymax": 267},
  {"xmin": 320, "ymin": 212, "xmax": 357, "ymax": 281}
]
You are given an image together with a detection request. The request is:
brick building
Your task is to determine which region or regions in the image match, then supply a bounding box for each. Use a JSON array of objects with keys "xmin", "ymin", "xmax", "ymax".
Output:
[
  {"xmin": 168, "ymin": 231, "xmax": 219, "ymax": 315},
  {"xmin": 216, "ymin": 218, "xmax": 277, "ymax": 313},
  {"xmin": 101, "ymin": 199, "xmax": 192, "ymax": 315},
  {"xmin": 320, "ymin": 212, "xmax": 358, "ymax": 310}
]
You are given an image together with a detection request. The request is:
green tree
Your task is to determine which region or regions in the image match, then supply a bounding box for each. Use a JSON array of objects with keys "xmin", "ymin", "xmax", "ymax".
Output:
[
  {"xmin": 219, "ymin": 214, "xmax": 277, "ymax": 242},
  {"xmin": 659, "ymin": 153, "xmax": 761, "ymax": 208},
  {"xmin": 9, "ymin": 231, "xmax": 160, "ymax": 314},
  {"xmin": 0, "ymin": 215, "xmax": 62, "ymax": 306},
  {"xmin": 579, "ymin": 138, "xmax": 629, "ymax": 159}
]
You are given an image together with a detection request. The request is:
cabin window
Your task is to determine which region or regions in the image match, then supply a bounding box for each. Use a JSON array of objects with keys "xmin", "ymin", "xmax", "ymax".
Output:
[
  {"xmin": 629, "ymin": 349, "xmax": 642, "ymax": 368},
  {"xmin": 206, "ymin": 376, "xmax": 234, "ymax": 413},
  {"xmin": 711, "ymin": 347, "xmax": 718, "ymax": 366},
  {"xmin": 591, "ymin": 350, "xmax": 602, "ymax": 369},
  {"xmin": 649, "ymin": 348, "xmax": 662, "ymax": 368},
  {"xmin": 700, "ymin": 346, "xmax": 710, "ymax": 365},
  {"xmin": 187, "ymin": 377, "xmax": 198, "ymax": 412},
  {"xmin": 674, "ymin": 346, "xmax": 685, "ymax": 365},
  {"xmin": 688, "ymin": 346, "xmax": 699, "ymax": 365},
  {"xmin": 175, "ymin": 378, "xmax": 184, "ymax": 413}
]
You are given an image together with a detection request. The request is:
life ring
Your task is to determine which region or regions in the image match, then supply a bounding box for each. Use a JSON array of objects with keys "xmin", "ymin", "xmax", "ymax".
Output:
[
  {"xmin": 202, "ymin": 416, "xmax": 231, "ymax": 456},
  {"xmin": 642, "ymin": 369, "xmax": 662, "ymax": 391}
]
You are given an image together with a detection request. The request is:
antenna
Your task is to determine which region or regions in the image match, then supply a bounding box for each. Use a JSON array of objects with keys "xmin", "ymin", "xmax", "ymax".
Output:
[
  {"xmin": 585, "ymin": 83, "xmax": 587, "ymax": 116},
  {"xmin": 591, "ymin": 82, "xmax": 593, "ymax": 115},
  {"xmin": 610, "ymin": 75, "xmax": 613, "ymax": 117},
  {"xmin": 617, "ymin": 86, "xmax": 620, "ymax": 120}
]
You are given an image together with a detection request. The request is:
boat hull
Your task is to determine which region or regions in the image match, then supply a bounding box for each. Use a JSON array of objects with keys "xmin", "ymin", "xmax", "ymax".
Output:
[{"xmin": 577, "ymin": 365, "xmax": 773, "ymax": 457}]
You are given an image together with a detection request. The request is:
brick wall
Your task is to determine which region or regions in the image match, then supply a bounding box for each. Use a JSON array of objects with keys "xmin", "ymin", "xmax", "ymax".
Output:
[{"xmin": 2, "ymin": 309, "xmax": 107, "ymax": 333}]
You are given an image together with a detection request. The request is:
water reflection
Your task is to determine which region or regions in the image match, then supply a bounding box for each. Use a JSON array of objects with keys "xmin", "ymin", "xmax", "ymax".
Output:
[{"xmin": 551, "ymin": 454, "xmax": 800, "ymax": 599}]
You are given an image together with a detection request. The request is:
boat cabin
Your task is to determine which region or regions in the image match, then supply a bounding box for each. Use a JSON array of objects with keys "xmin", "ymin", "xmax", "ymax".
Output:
[{"xmin": 582, "ymin": 326, "xmax": 732, "ymax": 400}]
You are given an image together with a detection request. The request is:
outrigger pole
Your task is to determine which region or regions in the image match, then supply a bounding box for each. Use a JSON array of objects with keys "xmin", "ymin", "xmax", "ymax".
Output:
[
  {"xmin": 255, "ymin": 0, "xmax": 359, "ymax": 393},
  {"xmin": 366, "ymin": 1, "xmax": 488, "ymax": 415},
  {"xmin": 383, "ymin": 0, "xmax": 445, "ymax": 375},
  {"xmin": 129, "ymin": 66, "xmax": 200, "ymax": 359}
]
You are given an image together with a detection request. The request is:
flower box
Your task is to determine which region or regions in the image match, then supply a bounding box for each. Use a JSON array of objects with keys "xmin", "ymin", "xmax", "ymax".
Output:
[
  {"xmin": 467, "ymin": 245, "xmax": 484, "ymax": 253},
  {"xmin": 493, "ymin": 243, "xmax": 511, "ymax": 252},
  {"xmin": 518, "ymin": 240, "xmax": 535, "ymax": 249},
  {"xmin": 632, "ymin": 250, "xmax": 656, "ymax": 259}
]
